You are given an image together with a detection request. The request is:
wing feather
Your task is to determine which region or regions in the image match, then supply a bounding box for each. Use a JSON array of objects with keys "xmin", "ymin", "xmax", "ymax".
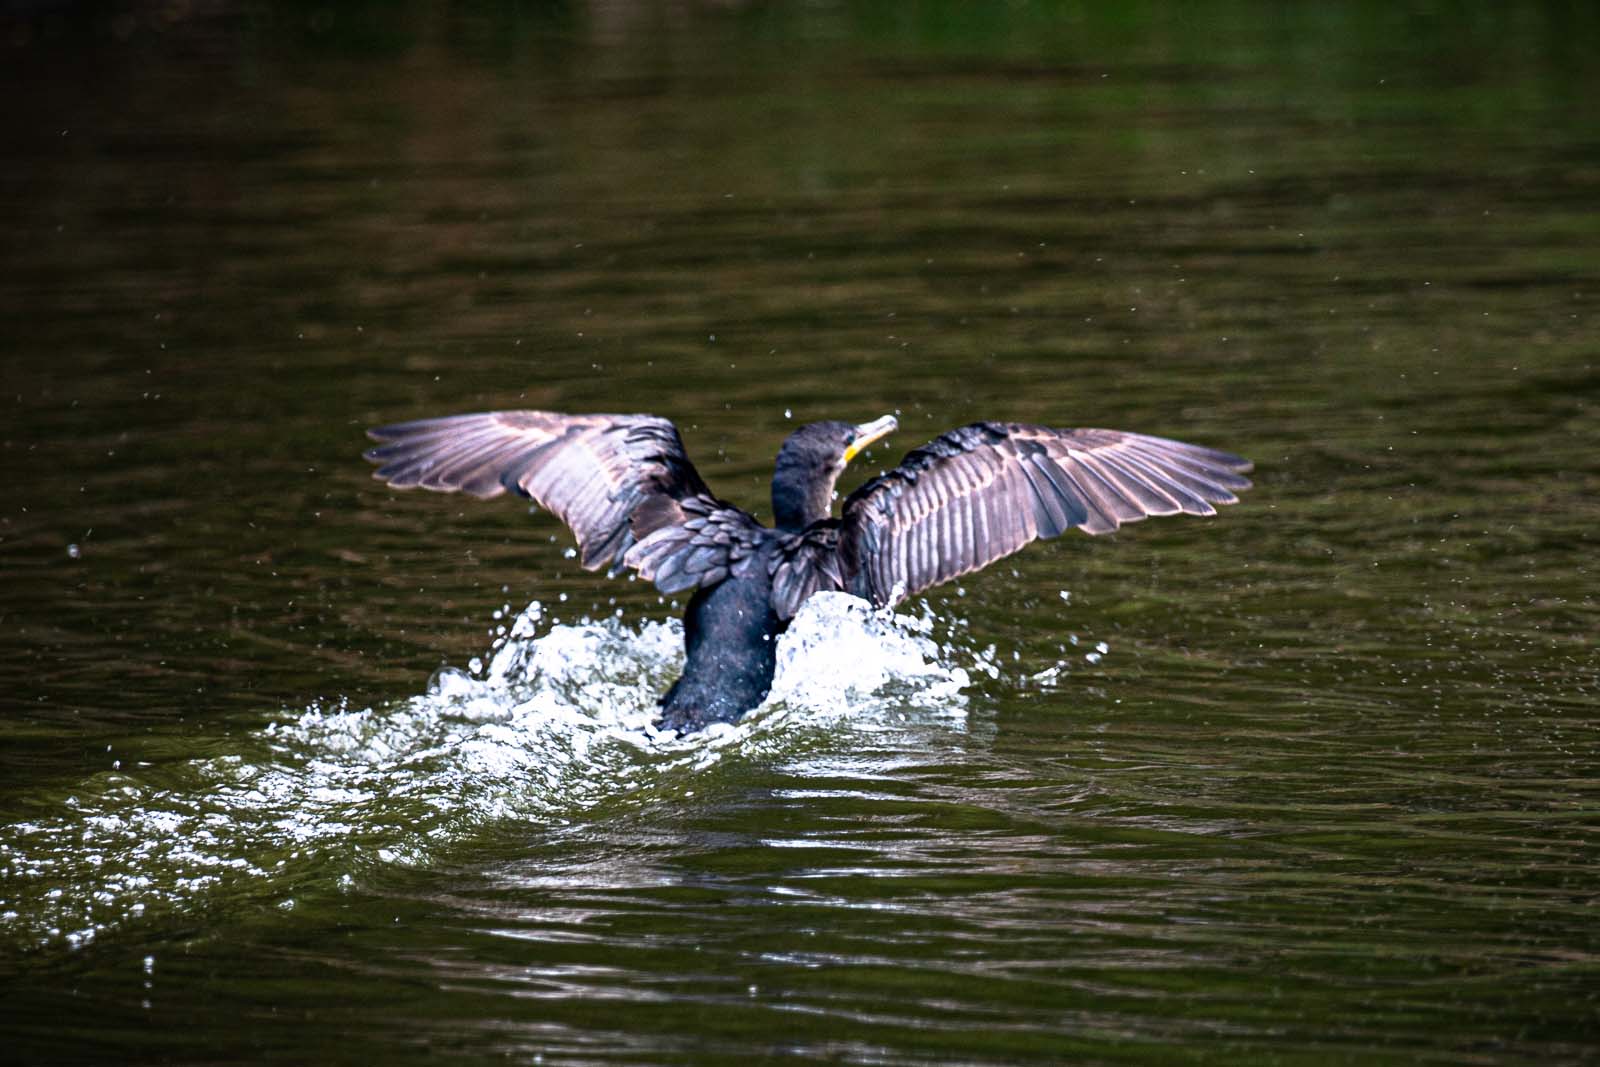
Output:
[
  {"xmin": 366, "ymin": 410, "xmax": 762, "ymax": 594},
  {"xmin": 771, "ymin": 422, "xmax": 1252, "ymax": 610},
  {"xmin": 1102, "ymin": 448, "xmax": 1215, "ymax": 514},
  {"xmin": 1080, "ymin": 450, "xmax": 1181, "ymax": 515}
]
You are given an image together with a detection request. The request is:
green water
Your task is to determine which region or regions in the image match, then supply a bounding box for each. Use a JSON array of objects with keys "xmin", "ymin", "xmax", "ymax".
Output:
[{"xmin": 2, "ymin": 2, "xmax": 1597, "ymax": 1063}]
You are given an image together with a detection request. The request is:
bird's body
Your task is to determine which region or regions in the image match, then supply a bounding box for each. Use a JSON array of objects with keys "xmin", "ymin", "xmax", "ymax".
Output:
[
  {"xmin": 660, "ymin": 555, "xmax": 783, "ymax": 730},
  {"xmin": 365, "ymin": 411, "xmax": 1251, "ymax": 731}
]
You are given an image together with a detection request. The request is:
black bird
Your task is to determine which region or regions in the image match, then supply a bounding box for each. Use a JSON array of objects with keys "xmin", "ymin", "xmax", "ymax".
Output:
[{"xmin": 365, "ymin": 412, "xmax": 1251, "ymax": 731}]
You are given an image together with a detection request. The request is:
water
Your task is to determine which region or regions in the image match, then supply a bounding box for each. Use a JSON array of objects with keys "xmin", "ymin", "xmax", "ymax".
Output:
[
  {"xmin": 1, "ymin": 594, "xmax": 979, "ymax": 951},
  {"xmin": 2, "ymin": 2, "xmax": 1597, "ymax": 1063}
]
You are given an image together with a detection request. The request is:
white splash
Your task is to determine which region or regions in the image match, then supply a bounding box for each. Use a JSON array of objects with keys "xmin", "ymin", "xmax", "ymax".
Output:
[
  {"xmin": 768, "ymin": 592, "xmax": 970, "ymax": 716},
  {"xmin": 0, "ymin": 593, "xmax": 978, "ymax": 949}
]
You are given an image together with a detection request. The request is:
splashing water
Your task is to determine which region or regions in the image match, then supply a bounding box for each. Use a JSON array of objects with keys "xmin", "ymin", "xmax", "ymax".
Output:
[{"xmin": 0, "ymin": 593, "xmax": 984, "ymax": 950}]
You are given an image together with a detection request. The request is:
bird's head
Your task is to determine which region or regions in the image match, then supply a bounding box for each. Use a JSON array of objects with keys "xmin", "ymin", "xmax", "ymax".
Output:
[{"xmin": 772, "ymin": 414, "xmax": 898, "ymax": 530}]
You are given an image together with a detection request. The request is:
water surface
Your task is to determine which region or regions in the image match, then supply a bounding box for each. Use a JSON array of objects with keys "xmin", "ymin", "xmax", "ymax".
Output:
[{"xmin": 2, "ymin": 2, "xmax": 1597, "ymax": 1063}]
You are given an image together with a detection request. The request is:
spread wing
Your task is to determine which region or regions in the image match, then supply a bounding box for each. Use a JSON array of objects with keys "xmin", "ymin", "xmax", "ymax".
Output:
[
  {"xmin": 365, "ymin": 411, "xmax": 764, "ymax": 594},
  {"xmin": 771, "ymin": 422, "xmax": 1252, "ymax": 615}
]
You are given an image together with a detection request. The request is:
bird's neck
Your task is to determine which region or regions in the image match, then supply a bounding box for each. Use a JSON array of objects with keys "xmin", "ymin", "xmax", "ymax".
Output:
[{"xmin": 771, "ymin": 458, "xmax": 836, "ymax": 531}]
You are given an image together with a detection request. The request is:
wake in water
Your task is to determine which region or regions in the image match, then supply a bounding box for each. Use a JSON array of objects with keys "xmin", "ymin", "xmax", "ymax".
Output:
[{"xmin": 0, "ymin": 593, "xmax": 990, "ymax": 950}]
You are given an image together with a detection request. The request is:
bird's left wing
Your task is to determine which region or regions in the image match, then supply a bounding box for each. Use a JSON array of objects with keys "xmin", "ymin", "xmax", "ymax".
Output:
[
  {"xmin": 770, "ymin": 421, "xmax": 1252, "ymax": 615},
  {"xmin": 365, "ymin": 411, "xmax": 764, "ymax": 593}
]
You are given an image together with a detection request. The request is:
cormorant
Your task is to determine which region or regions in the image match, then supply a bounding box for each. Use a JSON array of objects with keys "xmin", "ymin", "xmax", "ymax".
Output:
[{"xmin": 365, "ymin": 411, "xmax": 1251, "ymax": 731}]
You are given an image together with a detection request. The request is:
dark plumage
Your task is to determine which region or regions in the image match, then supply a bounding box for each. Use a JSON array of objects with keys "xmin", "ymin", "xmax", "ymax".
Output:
[{"xmin": 365, "ymin": 411, "xmax": 1252, "ymax": 731}]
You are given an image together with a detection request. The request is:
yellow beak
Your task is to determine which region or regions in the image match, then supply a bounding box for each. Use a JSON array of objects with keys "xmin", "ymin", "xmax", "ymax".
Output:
[{"xmin": 843, "ymin": 414, "xmax": 898, "ymax": 464}]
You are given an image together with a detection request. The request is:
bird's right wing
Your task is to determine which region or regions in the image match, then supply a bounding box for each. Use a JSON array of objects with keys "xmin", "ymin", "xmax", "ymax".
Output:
[
  {"xmin": 826, "ymin": 422, "xmax": 1253, "ymax": 608},
  {"xmin": 365, "ymin": 411, "xmax": 763, "ymax": 592}
]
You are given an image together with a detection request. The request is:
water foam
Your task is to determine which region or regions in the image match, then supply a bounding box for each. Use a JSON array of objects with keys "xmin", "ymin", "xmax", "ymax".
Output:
[{"xmin": 0, "ymin": 593, "xmax": 980, "ymax": 949}]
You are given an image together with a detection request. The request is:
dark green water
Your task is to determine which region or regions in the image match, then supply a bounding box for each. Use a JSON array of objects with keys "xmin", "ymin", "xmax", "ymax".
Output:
[{"xmin": 2, "ymin": 2, "xmax": 1597, "ymax": 1063}]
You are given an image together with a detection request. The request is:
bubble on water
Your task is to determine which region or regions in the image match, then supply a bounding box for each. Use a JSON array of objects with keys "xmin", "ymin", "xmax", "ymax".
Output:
[{"xmin": 66, "ymin": 544, "xmax": 81, "ymax": 559}]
